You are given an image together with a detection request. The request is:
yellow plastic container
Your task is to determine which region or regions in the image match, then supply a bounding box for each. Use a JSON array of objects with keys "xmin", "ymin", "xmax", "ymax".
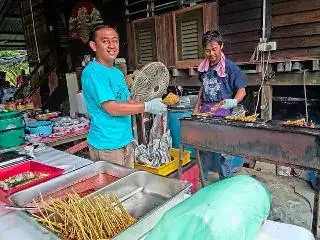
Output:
[{"xmin": 134, "ymin": 148, "xmax": 191, "ymax": 176}]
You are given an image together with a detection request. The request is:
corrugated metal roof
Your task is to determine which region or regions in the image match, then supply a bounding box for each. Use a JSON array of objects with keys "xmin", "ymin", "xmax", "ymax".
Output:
[{"xmin": 0, "ymin": 0, "xmax": 25, "ymax": 50}]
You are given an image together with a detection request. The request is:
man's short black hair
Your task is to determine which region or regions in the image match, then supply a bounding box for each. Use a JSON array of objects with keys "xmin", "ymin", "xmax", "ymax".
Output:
[
  {"xmin": 202, "ymin": 30, "xmax": 223, "ymax": 46},
  {"xmin": 89, "ymin": 24, "xmax": 118, "ymax": 42}
]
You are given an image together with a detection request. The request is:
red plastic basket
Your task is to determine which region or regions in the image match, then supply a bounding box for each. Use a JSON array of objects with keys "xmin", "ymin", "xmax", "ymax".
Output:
[{"xmin": 0, "ymin": 161, "xmax": 64, "ymax": 196}]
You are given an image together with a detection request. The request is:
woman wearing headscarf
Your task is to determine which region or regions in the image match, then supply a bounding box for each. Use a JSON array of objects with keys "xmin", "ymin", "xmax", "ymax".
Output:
[{"xmin": 193, "ymin": 30, "xmax": 247, "ymax": 181}]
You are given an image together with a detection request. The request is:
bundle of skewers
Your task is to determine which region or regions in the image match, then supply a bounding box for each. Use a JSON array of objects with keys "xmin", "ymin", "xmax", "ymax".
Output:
[
  {"xmin": 225, "ymin": 114, "xmax": 259, "ymax": 123},
  {"xmin": 32, "ymin": 192, "xmax": 135, "ymax": 240},
  {"xmin": 282, "ymin": 118, "xmax": 315, "ymax": 128}
]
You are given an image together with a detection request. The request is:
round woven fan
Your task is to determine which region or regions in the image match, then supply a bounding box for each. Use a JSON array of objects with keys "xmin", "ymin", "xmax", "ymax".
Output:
[{"xmin": 132, "ymin": 62, "xmax": 170, "ymax": 102}]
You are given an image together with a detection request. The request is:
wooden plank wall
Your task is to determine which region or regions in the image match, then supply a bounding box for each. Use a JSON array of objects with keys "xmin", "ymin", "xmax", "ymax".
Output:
[
  {"xmin": 218, "ymin": 0, "xmax": 263, "ymax": 63},
  {"xmin": 271, "ymin": 0, "xmax": 320, "ymax": 61},
  {"xmin": 155, "ymin": 13, "xmax": 175, "ymax": 68},
  {"xmin": 126, "ymin": 2, "xmax": 218, "ymax": 70},
  {"xmin": 20, "ymin": 0, "xmax": 50, "ymax": 67},
  {"xmin": 203, "ymin": 3, "xmax": 218, "ymax": 33},
  {"xmin": 126, "ymin": 22, "xmax": 137, "ymax": 70}
]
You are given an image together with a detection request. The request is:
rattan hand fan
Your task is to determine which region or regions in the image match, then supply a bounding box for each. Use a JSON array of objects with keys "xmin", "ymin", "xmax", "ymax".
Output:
[{"xmin": 132, "ymin": 62, "xmax": 170, "ymax": 102}]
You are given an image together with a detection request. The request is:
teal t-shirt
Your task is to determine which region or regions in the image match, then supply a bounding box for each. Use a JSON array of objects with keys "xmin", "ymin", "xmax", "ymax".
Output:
[{"xmin": 81, "ymin": 60, "xmax": 133, "ymax": 150}]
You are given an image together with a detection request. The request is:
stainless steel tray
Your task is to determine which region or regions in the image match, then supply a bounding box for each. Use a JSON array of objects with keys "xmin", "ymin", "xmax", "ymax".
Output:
[
  {"xmin": 8, "ymin": 161, "xmax": 136, "ymax": 207},
  {"xmin": 85, "ymin": 171, "xmax": 191, "ymax": 240},
  {"xmin": 12, "ymin": 170, "xmax": 190, "ymax": 240}
]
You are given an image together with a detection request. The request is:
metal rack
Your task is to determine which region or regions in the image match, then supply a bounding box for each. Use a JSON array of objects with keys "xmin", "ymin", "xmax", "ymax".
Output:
[{"xmin": 125, "ymin": 0, "xmax": 204, "ymax": 21}]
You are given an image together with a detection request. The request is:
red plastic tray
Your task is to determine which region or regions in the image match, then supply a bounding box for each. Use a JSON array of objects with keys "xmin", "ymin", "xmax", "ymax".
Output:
[{"xmin": 0, "ymin": 161, "xmax": 64, "ymax": 196}]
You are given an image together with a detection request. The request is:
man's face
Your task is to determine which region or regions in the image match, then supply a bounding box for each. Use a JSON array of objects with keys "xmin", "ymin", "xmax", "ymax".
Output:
[
  {"xmin": 204, "ymin": 41, "xmax": 223, "ymax": 64},
  {"xmin": 90, "ymin": 28, "xmax": 119, "ymax": 63}
]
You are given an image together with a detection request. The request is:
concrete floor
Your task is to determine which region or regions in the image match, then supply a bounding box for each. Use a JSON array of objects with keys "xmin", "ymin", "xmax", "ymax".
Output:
[{"xmin": 207, "ymin": 162, "xmax": 314, "ymax": 232}]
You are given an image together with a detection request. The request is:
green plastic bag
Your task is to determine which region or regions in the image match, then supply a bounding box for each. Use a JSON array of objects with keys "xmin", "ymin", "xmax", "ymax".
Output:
[{"xmin": 147, "ymin": 175, "xmax": 271, "ymax": 240}]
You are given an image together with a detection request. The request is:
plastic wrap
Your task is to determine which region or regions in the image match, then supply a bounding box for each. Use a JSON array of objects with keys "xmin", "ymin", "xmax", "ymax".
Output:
[{"xmin": 147, "ymin": 175, "xmax": 271, "ymax": 240}]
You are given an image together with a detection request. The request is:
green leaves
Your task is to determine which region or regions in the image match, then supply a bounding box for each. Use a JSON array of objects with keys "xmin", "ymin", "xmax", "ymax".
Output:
[{"xmin": 0, "ymin": 50, "xmax": 29, "ymax": 86}]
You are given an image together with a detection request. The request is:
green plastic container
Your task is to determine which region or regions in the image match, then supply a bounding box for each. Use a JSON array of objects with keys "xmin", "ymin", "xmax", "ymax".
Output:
[{"xmin": 0, "ymin": 111, "xmax": 25, "ymax": 148}]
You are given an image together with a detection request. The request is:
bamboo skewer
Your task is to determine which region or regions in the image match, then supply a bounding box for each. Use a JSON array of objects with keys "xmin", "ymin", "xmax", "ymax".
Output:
[{"xmin": 32, "ymin": 192, "xmax": 136, "ymax": 240}]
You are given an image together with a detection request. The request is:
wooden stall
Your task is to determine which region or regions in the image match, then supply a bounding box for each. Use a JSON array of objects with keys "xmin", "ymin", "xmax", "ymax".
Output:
[
  {"xmin": 271, "ymin": 0, "xmax": 320, "ymax": 61},
  {"xmin": 126, "ymin": 2, "xmax": 218, "ymax": 71}
]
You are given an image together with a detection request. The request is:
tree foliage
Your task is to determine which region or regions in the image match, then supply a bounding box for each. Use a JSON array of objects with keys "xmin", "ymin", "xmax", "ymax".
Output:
[{"xmin": 0, "ymin": 50, "xmax": 29, "ymax": 86}]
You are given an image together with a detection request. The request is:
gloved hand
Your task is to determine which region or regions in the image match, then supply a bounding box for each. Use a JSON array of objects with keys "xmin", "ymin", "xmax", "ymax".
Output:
[
  {"xmin": 145, "ymin": 98, "xmax": 167, "ymax": 115},
  {"xmin": 221, "ymin": 99, "xmax": 238, "ymax": 109}
]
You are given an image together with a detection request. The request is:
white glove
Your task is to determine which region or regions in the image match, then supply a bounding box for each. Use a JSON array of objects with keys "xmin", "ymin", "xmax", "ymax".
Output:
[
  {"xmin": 221, "ymin": 99, "xmax": 238, "ymax": 109},
  {"xmin": 145, "ymin": 98, "xmax": 167, "ymax": 115}
]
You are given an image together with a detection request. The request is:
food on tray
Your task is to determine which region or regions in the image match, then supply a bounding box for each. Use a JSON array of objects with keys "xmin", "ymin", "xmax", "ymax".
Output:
[
  {"xmin": 225, "ymin": 114, "xmax": 259, "ymax": 123},
  {"xmin": 163, "ymin": 92, "xmax": 179, "ymax": 105},
  {"xmin": 0, "ymin": 172, "xmax": 49, "ymax": 190},
  {"xmin": 33, "ymin": 192, "xmax": 136, "ymax": 240},
  {"xmin": 211, "ymin": 100, "xmax": 226, "ymax": 111}
]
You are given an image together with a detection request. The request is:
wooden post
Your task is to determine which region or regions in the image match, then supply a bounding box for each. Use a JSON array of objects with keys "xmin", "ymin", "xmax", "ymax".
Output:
[
  {"xmin": 265, "ymin": 0, "xmax": 272, "ymax": 40},
  {"xmin": 261, "ymin": 85, "xmax": 272, "ymax": 120},
  {"xmin": 196, "ymin": 148, "xmax": 206, "ymax": 188}
]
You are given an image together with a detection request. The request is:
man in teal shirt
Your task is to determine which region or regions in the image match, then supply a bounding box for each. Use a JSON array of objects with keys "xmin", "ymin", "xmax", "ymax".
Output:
[{"xmin": 82, "ymin": 24, "xmax": 166, "ymax": 167}]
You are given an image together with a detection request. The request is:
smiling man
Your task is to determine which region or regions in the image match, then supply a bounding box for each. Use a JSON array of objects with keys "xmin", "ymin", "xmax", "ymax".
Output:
[{"xmin": 81, "ymin": 24, "xmax": 166, "ymax": 167}]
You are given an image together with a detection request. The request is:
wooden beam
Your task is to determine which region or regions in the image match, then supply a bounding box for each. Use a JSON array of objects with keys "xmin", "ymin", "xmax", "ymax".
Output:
[
  {"xmin": 219, "ymin": 0, "xmax": 262, "ymax": 15},
  {"xmin": 271, "ymin": 47, "xmax": 320, "ymax": 61},
  {"xmin": 226, "ymin": 52, "xmax": 254, "ymax": 64},
  {"xmin": 223, "ymin": 31, "xmax": 260, "ymax": 44},
  {"xmin": 169, "ymin": 72, "xmax": 320, "ymax": 86},
  {"xmin": 272, "ymin": 9, "xmax": 320, "ymax": 27},
  {"xmin": 176, "ymin": 59, "xmax": 202, "ymax": 69},
  {"xmin": 220, "ymin": 7, "xmax": 261, "ymax": 25},
  {"xmin": 220, "ymin": 19, "xmax": 261, "ymax": 35},
  {"xmin": 224, "ymin": 41, "xmax": 258, "ymax": 55},
  {"xmin": 272, "ymin": 0, "xmax": 320, "ymax": 15},
  {"xmin": 275, "ymin": 35, "xmax": 320, "ymax": 50},
  {"xmin": 272, "ymin": 23, "xmax": 320, "ymax": 39},
  {"xmin": 261, "ymin": 85, "xmax": 272, "ymax": 120}
]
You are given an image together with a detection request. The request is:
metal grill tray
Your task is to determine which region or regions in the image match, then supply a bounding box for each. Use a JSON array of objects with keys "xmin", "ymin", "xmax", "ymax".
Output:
[
  {"xmin": 86, "ymin": 171, "xmax": 191, "ymax": 239},
  {"xmin": 8, "ymin": 161, "xmax": 136, "ymax": 207},
  {"xmin": 13, "ymin": 170, "xmax": 190, "ymax": 240}
]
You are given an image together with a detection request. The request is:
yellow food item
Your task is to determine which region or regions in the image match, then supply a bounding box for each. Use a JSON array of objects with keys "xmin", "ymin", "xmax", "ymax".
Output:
[
  {"xmin": 125, "ymin": 74, "xmax": 133, "ymax": 88},
  {"xmin": 225, "ymin": 114, "xmax": 259, "ymax": 123},
  {"xmin": 283, "ymin": 118, "xmax": 316, "ymax": 128},
  {"xmin": 211, "ymin": 100, "xmax": 226, "ymax": 111},
  {"xmin": 283, "ymin": 118, "xmax": 306, "ymax": 127},
  {"xmin": 33, "ymin": 192, "xmax": 135, "ymax": 240},
  {"xmin": 192, "ymin": 112, "xmax": 211, "ymax": 117},
  {"xmin": 163, "ymin": 92, "xmax": 179, "ymax": 105}
]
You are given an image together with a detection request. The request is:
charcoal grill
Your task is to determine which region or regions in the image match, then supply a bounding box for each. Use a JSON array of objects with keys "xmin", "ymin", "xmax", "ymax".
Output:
[{"xmin": 178, "ymin": 115, "xmax": 320, "ymax": 235}]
